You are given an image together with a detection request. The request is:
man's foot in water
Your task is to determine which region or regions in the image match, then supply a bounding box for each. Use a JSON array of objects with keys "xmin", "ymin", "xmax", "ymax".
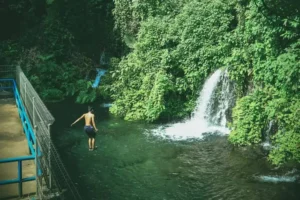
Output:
[{"xmin": 88, "ymin": 146, "xmax": 97, "ymax": 151}]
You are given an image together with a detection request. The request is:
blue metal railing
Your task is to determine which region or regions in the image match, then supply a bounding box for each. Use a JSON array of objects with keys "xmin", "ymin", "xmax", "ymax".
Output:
[
  {"xmin": 0, "ymin": 79, "xmax": 37, "ymax": 198},
  {"xmin": 0, "ymin": 156, "xmax": 36, "ymax": 197}
]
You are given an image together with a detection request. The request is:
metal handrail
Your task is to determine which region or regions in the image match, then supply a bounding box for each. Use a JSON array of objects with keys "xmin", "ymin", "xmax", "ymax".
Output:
[
  {"xmin": 0, "ymin": 156, "xmax": 36, "ymax": 197},
  {"xmin": 0, "ymin": 79, "xmax": 37, "ymax": 198}
]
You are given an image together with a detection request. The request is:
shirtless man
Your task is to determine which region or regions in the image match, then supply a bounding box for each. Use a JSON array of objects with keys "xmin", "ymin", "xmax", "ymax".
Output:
[{"xmin": 71, "ymin": 106, "xmax": 98, "ymax": 151}]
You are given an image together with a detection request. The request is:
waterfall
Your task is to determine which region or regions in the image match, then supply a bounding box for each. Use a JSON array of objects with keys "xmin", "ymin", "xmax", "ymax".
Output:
[
  {"xmin": 92, "ymin": 69, "xmax": 107, "ymax": 88},
  {"xmin": 262, "ymin": 120, "xmax": 274, "ymax": 150},
  {"xmin": 151, "ymin": 68, "xmax": 234, "ymax": 140},
  {"xmin": 191, "ymin": 69, "xmax": 223, "ymax": 122},
  {"xmin": 209, "ymin": 70, "xmax": 234, "ymax": 127}
]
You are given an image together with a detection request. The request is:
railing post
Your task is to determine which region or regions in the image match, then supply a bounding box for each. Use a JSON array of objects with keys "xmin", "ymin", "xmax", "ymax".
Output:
[
  {"xmin": 24, "ymin": 82, "xmax": 26, "ymax": 106},
  {"xmin": 27, "ymin": 121, "xmax": 31, "ymax": 155},
  {"xmin": 18, "ymin": 160, "xmax": 23, "ymax": 197},
  {"xmin": 48, "ymin": 124, "xmax": 52, "ymax": 189},
  {"xmin": 32, "ymin": 97, "xmax": 35, "ymax": 126},
  {"xmin": 34, "ymin": 125, "xmax": 39, "ymax": 199},
  {"xmin": 32, "ymin": 96, "xmax": 36, "ymax": 156}
]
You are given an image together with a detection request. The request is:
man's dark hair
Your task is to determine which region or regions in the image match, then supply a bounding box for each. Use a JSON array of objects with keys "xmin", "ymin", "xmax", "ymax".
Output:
[{"xmin": 88, "ymin": 106, "xmax": 94, "ymax": 113}]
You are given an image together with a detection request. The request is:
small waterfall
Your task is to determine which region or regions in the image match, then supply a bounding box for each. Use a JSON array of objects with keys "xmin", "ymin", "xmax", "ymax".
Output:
[
  {"xmin": 210, "ymin": 71, "xmax": 234, "ymax": 127},
  {"xmin": 92, "ymin": 69, "xmax": 107, "ymax": 88},
  {"xmin": 262, "ymin": 120, "xmax": 274, "ymax": 150},
  {"xmin": 151, "ymin": 68, "xmax": 234, "ymax": 140},
  {"xmin": 192, "ymin": 69, "xmax": 223, "ymax": 121}
]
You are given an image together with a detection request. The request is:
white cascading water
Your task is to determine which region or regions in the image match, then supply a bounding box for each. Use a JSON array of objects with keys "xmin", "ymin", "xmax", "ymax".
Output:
[
  {"xmin": 255, "ymin": 169, "xmax": 299, "ymax": 183},
  {"xmin": 151, "ymin": 68, "xmax": 233, "ymax": 140},
  {"xmin": 262, "ymin": 120, "xmax": 274, "ymax": 150},
  {"xmin": 255, "ymin": 175, "xmax": 298, "ymax": 183},
  {"xmin": 209, "ymin": 70, "xmax": 233, "ymax": 127}
]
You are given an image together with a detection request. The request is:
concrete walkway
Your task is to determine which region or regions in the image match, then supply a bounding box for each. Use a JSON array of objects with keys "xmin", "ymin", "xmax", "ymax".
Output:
[{"xmin": 0, "ymin": 98, "xmax": 36, "ymax": 199}]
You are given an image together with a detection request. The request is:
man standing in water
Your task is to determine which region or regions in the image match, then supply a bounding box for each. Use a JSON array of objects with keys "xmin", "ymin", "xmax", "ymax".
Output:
[{"xmin": 71, "ymin": 106, "xmax": 98, "ymax": 151}]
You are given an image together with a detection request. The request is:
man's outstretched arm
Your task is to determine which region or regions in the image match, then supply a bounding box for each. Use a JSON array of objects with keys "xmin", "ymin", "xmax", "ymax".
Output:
[{"xmin": 71, "ymin": 114, "xmax": 85, "ymax": 126}]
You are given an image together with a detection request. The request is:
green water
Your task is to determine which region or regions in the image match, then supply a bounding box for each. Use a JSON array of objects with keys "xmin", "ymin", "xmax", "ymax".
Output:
[{"xmin": 48, "ymin": 101, "xmax": 300, "ymax": 200}]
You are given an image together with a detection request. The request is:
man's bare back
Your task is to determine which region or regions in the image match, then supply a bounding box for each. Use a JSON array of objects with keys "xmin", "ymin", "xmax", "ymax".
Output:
[
  {"xmin": 71, "ymin": 112, "xmax": 98, "ymax": 132},
  {"xmin": 84, "ymin": 112, "xmax": 97, "ymax": 129},
  {"xmin": 84, "ymin": 113, "xmax": 93, "ymax": 126},
  {"xmin": 70, "ymin": 107, "xmax": 98, "ymax": 151}
]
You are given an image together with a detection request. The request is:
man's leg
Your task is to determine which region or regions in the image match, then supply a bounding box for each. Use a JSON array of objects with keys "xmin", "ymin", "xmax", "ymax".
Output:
[
  {"xmin": 88, "ymin": 138, "xmax": 92, "ymax": 149},
  {"xmin": 91, "ymin": 138, "xmax": 95, "ymax": 149}
]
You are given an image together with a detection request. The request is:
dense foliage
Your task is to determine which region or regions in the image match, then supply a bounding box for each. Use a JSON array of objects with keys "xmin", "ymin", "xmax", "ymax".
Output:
[
  {"xmin": 1, "ymin": 0, "xmax": 299, "ymax": 165},
  {"xmin": 110, "ymin": 0, "xmax": 234, "ymax": 121},
  {"xmin": 111, "ymin": 0, "xmax": 300, "ymax": 165},
  {"xmin": 226, "ymin": 0, "xmax": 300, "ymax": 165},
  {"xmin": 0, "ymin": 0, "xmax": 117, "ymax": 102}
]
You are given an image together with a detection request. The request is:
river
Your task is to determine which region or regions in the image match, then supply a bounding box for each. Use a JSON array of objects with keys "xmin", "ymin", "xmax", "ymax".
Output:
[{"xmin": 47, "ymin": 99, "xmax": 300, "ymax": 200}]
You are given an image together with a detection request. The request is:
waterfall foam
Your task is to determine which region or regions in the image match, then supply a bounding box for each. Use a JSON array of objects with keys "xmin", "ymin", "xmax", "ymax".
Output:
[
  {"xmin": 254, "ymin": 175, "xmax": 299, "ymax": 183},
  {"xmin": 151, "ymin": 68, "xmax": 234, "ymax": 140}
]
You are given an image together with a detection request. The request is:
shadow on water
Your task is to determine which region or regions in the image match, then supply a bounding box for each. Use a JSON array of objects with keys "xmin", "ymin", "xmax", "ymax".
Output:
[{"xmin": 47, "ymin": 99, "xmax": 300, "ymax": 200}]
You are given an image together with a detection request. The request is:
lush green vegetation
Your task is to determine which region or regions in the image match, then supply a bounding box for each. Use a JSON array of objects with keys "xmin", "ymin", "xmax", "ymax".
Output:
[
  {"xmin": 226, "ymin": 1, "xmax": 300, "ymax": 165},
  {"xmin": 0, "ymin": 0, "xmax": 117, "ymax": 102},
  {"xmin": 1, "ymin": 0, "xmax": 299, "ymax": 165},
  {"xmin": 110, "ymin": 0, "xmax": 234, "ymax": 121},
  {"xmin": 111, "ymin": 0, "xmax": 300, "ymax": 165}
]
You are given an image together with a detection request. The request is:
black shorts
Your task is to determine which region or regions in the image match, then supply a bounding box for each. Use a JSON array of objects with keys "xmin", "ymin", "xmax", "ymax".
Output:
[{"xmin": 84, "ymin": 126, "xmax": 96, "ymax": 138}]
